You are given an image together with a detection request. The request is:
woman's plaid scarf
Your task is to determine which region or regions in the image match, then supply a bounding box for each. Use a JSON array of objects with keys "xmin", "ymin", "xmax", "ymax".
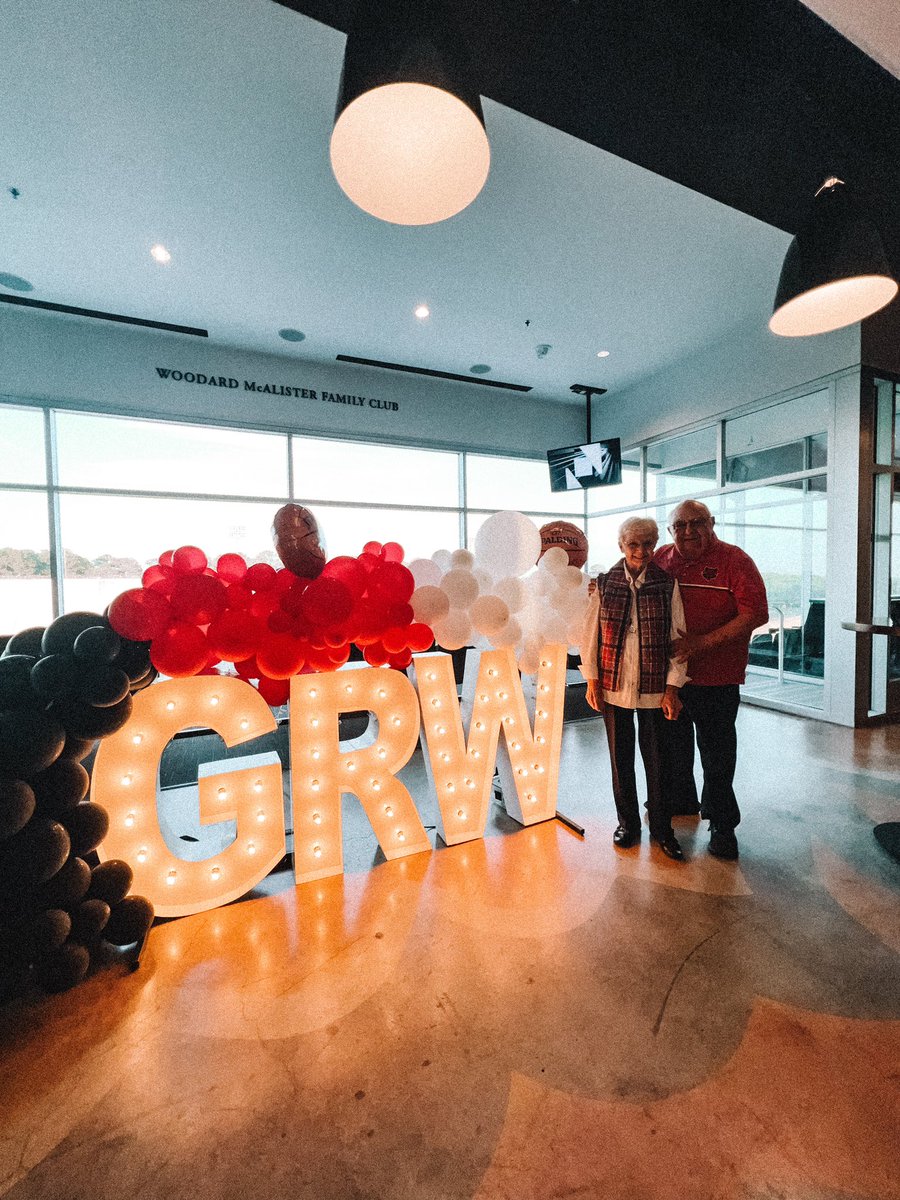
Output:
[{"xmin": 597, "ymin": 559, "xmax": 673, "ymax": 696}]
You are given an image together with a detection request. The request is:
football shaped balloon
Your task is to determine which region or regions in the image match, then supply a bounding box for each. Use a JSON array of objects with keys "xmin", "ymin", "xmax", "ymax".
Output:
[{"xmin": 272, "ymin": 505, "xmax": 327, "ymax": 579}]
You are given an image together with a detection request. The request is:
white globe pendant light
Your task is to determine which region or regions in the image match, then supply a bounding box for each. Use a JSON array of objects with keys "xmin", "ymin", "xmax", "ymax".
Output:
[{"xmin": 330, "ymin": 0, "xmax": 491, "ymax": 226}]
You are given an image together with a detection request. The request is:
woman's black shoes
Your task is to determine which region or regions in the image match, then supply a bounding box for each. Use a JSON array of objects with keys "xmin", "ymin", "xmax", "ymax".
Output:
[
  {"xmin": 613, "ymin": 824, "xmax": 641, "ymax": 849},
  {"xmin": 652, "ymin": 831, "xmax": 684, "ymax": 860}
]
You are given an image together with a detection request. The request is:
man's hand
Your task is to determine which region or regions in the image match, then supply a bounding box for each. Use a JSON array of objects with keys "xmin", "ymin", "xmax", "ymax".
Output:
[
  {"xmin": 670, "ymin": 629, "xmax": 705, "ymax": 662},
  {"xmin": 585, "ymin": 678, "xmax": 604, "ymax": 712},
  {"xmin": 661, "ymin": 686, "xmax": 682, "ymax": 721}
]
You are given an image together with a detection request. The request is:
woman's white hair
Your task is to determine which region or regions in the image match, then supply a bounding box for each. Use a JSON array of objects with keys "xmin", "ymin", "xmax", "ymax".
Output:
[{"xmin": 618, "ymin": 516, "xmax": 659, "ymax": 543}]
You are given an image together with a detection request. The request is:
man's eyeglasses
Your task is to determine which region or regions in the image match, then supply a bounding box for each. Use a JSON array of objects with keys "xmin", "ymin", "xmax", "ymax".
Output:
[{"xmin": 669, "ymin": 518, "xmax": 710, "ymax": 533}]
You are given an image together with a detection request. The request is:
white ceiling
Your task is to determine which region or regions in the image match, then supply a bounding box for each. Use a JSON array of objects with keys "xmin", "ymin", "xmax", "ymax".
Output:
[{"xmin": 0, "ymin": 0, "xmax": 825, "ymax": 405}]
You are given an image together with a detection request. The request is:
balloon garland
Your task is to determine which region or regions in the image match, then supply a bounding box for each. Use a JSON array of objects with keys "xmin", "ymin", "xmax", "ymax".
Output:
[
  {"xmin": 1, "ymin": 507, "xmax": 590, "ymax": 999},
  {"xmin": 0, "ymin": 613, "xmax": 156, "ymax": 997}
]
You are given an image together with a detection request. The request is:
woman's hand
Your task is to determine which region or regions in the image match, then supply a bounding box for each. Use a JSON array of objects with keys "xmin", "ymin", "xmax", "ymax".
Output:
[
  {"xmin": 585, "ymin": 678, "xmax": 604, "ymax": 712},
  {"xmin": 661, "ymin": 686, "xmax": 682, "ymax": 721}
]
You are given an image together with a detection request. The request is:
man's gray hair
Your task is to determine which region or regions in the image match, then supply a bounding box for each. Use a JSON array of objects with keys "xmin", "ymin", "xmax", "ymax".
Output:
[
  {"xmin": 668, "ymin": 499, "xmax": 713, "ymax": 525},
  {"xmin": 618, "ymin": 515, "xmax": 659, "ymax": 542}
]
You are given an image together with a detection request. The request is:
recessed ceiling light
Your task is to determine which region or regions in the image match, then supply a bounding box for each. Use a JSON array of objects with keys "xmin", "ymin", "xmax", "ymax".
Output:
[
  {"xmin": 150, "ymin": 244, "xmax": 172, "ymax": 264},
  {"xmin": 470, "ymin": 364, "xmax": 491, "ymax": 374},
  {"xmin": 0, "ymin": 272, "xmax": 34, "ymax": 292},
  {"xmin": 596, "ymin": 350, "xmax": 610, "ymax": 358},
  {"xmin": 414, "ymin": 304, "xmax": 430, "ymax": 319},
  {"xmin": 278, "ymin": 328, "xmax": 306, "ymax": 342}
]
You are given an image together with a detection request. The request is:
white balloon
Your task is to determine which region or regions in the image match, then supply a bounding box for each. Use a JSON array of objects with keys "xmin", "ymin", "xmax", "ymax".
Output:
[
  {"xmin": 411, "ymin": 585, "xmax": 450, "ymax": 623},
  {"xmin": 432, "ymin": 609, "xmax": 472, "ymax": 651},
  {"xmin": 431, "ymin": 548, "xmax": 453, "ymax": 572},
  {"xmin": 440, "ymin": 569, "xmax": 479, "ymax": 609},
  {"xmin": 408, "ymin": 557, "xmax": 443, "ymax": 587},
  {"xmin": 470, "ymin": 594, "xmax": 510, "ymax": 636},
  {"xmin": 450, "ymin": 548, "xmax": 475, "ymax": 570},
  {"xmin": 519, "ymin": 648, "xmax": 541, "ymax": 676},
  {"xmin": 559, "ymin": 565, "xmax": 586, "ymax": 589},
  {"xmin": 474, "ymin": 511, "xmax": 542, "ymax": 579},
  {"xmin": 493, "ymin": 576, "xmax": 525, "ymax": 613},
  {"xmin": 490, "ymin": 616, "xmax": 520, "ymax": 648},
  {"xmin": 472, "ymin": 567, "xmax": 493, "ymax": 592},
  {"xmin": 539, "ymin": 546, "xmax": 569, "ymax": 574}
]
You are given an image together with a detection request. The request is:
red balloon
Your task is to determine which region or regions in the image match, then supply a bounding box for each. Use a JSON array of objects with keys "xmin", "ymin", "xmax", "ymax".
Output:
[
  {"xmin": 274, "ymin": 568, "xmax": 298, "ymax": 595},
  {"xmin": 250, "ymin": 591, "xmax": 278, "ymax": 621},
  {"xmin": 363, "ymin": 643, "xmax": 390, "ymax": 667},
  {"xmin": 368, "ymin": 561, "xmax": 415, "ymax": 605},
  {"xmin": 206, "ymin": 610, "xmax": 262, "ymax": 662},
  {"xmin": 256, "ymin": 632, "xmax": 306, "ymax": 679},
  {"xmin": 246, "ymin": 562, "xmax": 277, "ymax": 592},
  {"xmin": 108, "ymin": 588, "xmax": 172, "ymax": 641},
  {"xmin": 159, "ymin": 550, "xmax": 175, "ymax": 568},
  {"xmin": 234, "ymin": 655, "xmax": 259, "ymax": 680},
  {"xmin": 389, "ymin": 649, "xmax": 413, "ymax": 669},
  {"xmin": 300, "ymin": 577, "xmax": 353, "ymax": 628},
  {"xmin": 358, "ymin": 552, "xmax": 381, "ymax": 574},
  {"xmin": 363, "ymin": 541, "xmax": 383, "ymax": 557},
  {"xmin": 170, "ymin": 574, "xmax": 227, "ymax": 625},
  {"xmin": 386, "ymin": 602, "xmax": 414, "ymax": 627},
  {"xmin": 172, "ymin": 545, "xmax": 208, "ymax": 575},
  {"xmin": 324, "ymin": 628, "xmax": 348, "ymax": 648},
  {"xmin": 321, "ymin": 556, "xmax": 367, "ymax": 599},
  {"xmin": 326, "ymin": 644, "xmax": 351, "ymax": 667},
  {"xmin": 279, "ymin": 578, "xmax": 310, "ymax": 616},
  {"xmin": 257, "ymin": 675, "xmax": 290, "ymax": 706},
  {"xmin": 407, "ymin": 623, "xmax": 435, "ymax": 652},
  {"xmin": 150, "ymin": 623, "xmax": 210, "ymax": 677},
  {"xmin": 382, "ymin": 542, "xmax": 405, "ymax": 563},
  {"xmin": 267, "ymin": 609, "xmax": 294, "ymax": 634},
  {"xmin": 142, "ymin": 564, "xmax": 170, "ymax": 590},
  {"xmin": 226, "ymin": 581, "xmax": 253, "ymax": 610},
  {"xmin": 217, "ymin": 553, "xmax": 248, "ymax": 583},
  {"xmin": 382, "ymin": 626, "xmax": 410, "ymax": 655}
]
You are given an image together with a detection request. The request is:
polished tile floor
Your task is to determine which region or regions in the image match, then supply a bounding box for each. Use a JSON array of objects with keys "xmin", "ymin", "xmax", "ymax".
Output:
[{"xmin": 2, "ymin": 706, "xmax": 899, "ymax": 1200}]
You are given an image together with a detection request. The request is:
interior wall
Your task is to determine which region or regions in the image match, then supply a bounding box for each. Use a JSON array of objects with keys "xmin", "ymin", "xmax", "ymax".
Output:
[
  {"xmin": 592, "ymin": 315, "xmax": 860, "ymax": 447},
  {"xmin": 0, "ymin": 306, "xmax": 582, "ymax": 456}
]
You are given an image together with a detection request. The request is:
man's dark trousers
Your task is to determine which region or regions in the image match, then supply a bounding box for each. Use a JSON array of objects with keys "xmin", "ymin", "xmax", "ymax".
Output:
[{"xmin": 666, "ymin": 683, "xmax": 742, "ymax": 831}]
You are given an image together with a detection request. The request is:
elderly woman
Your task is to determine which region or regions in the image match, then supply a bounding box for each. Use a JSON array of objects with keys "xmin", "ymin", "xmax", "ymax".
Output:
[{"xmin": 581, "ymin": 516, "xmax": 688, "ymax": 860}]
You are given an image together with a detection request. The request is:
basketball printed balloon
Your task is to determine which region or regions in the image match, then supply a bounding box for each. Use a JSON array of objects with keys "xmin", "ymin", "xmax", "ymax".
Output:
[{"xmin": 538, "ymin": 520, "xmax": 588, "ymax": 568}]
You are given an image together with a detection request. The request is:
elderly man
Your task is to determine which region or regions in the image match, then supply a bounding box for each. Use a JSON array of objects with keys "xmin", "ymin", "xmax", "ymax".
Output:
[
  {"xmin": 581, "ymin": 516, "xmax": 688, "ymax": 860},
  {"xmin": 655, "ymin": 500, "xmax": 768, "ymax": 860}
]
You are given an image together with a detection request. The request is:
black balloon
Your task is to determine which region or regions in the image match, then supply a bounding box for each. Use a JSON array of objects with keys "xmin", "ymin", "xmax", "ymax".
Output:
[
  {"xmin": 73, "ymin": 624, "xmax": 121, "ymax": 664},
  {"xmin": 104, "ymin": 895, "xmax": 154, "ymax": 946},
  {"xmin": 41, "ymin": 613, "xmax": 107, "ymax": 658},
  {"xmin": 31, "ymin": 758, "xmax": 90, "ymax": 816},
  {"xmin": 58, "ymin": 733, "xmax": 96, "ymax": 763},
  {"xmin": 78, "ymin": 665, "xmax": 130, "ymax": 708},
  {"xmin": 128, "ymin": 665, "xmax": 159, "ymax": 694},
  {"xmin": 49, "ymin": 693, "xmax": 133, "ymax": 740},
  {"xmin": 0, "ymin": 709, "xmax": 66, "ymax": 778},
  {"xmin": 0, "ymin": 817, "xmax": 70, "ymax": 889},
  {"xmin": 111, "ymin": 638, "xmax": 152, "ymax": 682},
  {"xmin": 35, "ymin": 855, "xmax": 91, "ymax": 911},
  {"xmin": 0, "ymin": 655, "xmax": 40, "ymax": 710},
  {"xmin": 87, "ymin": 859, "xmax": 133, "ymax": 906},
  {"xmin": 2, "ymin": 627, "xmax": 45, "ymax": 658},
  {"xmin": 0, "ymin": 778, "xmax": 36, "ymax": 840},
  {"xmin": 70, "ymin": 898, "xmax": 110, "ymax": 943},
  {"xmin": 59, "ymin": 802, "xmax": 109, "ymax": 858},
  {"xmin": 30, "ymin": 653, "xmax": 82, "ymax": 701},
  {"xmin": 35, "ymin": 940, "xmax": 90, "ymax": 992},
  {"xmin": 23, "ymin": 908, "xmax": 72, "ymax": 956}
]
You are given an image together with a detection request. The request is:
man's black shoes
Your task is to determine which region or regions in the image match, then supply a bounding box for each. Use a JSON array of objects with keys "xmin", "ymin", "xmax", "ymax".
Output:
[
  {"xmin": 613, "ymin": 824, "xmax": 641, "ymax": 849},
  {"xmin": 708, "ymin": 827, "xmax": 739, "ymax": 860},
  {"xmin": 652, "ymin": 831, "xmax": 684, "ymax": 861}
]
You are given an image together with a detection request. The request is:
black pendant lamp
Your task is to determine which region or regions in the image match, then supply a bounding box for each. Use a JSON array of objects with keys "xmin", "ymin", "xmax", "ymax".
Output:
[
  {"xmin": 770, "ymin": 177, "xmax": 898, "ymax": 337},
  {"xmin": 330, "ymin": 0, "xmax": 490, "ymax": 226}
]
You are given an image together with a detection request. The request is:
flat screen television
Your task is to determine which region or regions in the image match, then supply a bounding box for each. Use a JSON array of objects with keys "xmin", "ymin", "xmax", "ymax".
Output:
[{"xmin": 547, "ymin": 438, "xmax": 622, "ymax": 492}]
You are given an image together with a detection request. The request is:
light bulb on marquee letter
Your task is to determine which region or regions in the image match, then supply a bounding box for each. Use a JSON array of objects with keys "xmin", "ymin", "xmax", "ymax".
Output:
[
  {"xmin": 92, "ymin": 677, "xmax": 285, "ymax": 918},
  {"xmin": 290, "ymin": 667, "xmax": 430, "ymax": 884}
]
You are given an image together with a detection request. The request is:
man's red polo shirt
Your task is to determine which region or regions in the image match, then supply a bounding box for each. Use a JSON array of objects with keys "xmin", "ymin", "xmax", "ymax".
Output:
[{"xmin": 654, "ymin": 537, "xmax": 768, "ymax": 686}]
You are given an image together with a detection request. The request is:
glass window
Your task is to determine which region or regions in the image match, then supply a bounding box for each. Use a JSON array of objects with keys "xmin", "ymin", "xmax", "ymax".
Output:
[
  {"xmin": 725, "ymin": 389, "xmax": 829, "ymax": 482},
  {"xmin": 58, "ymin": 494, "xmax": 285, "ymax": 615},
  {"xmin": 293, "ymin": 438, "xmax": 459, "ymax": 507},
  {"xmin": 313, "ymin": 505, "xmax": 460, "ymax": 561},
  {"xmin": 0, "ymin": 404, "xmax": 46, "ymax": 485},
  {"xmin": 645, "ymin": 427, "xmax": 717, "ymax": 503},
  {"xmin": 55, "ymin": 412, "xmax": 290, "ymax": 497},
  {"xmin": 466, "ymin": 454, "xmax": 583, "ymax": 516},
  {"xmin": 0, "ymin": 489, "xmax": 54, "ymax": 632},
  {"xmin": 585, "ymin": 449, "xmax": 642, "ymax": 515}
]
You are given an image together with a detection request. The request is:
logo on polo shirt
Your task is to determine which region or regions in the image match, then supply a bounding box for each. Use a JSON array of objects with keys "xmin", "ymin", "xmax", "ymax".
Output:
[{"xmin": 702, "ymin": 566, "xmax": 719, "ymax": 580}]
